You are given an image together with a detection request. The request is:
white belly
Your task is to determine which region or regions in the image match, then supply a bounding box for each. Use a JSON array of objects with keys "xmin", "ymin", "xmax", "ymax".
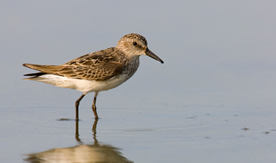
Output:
[{"xmin": 31, "ymin": 74, "xmax": 130, "ymax": 93}]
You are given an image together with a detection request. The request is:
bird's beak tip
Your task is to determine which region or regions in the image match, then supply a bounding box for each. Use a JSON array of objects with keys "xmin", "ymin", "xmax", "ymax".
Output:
[{"xmin": 145, "ymin": 48, "xmax": 164, "ymax": 64}]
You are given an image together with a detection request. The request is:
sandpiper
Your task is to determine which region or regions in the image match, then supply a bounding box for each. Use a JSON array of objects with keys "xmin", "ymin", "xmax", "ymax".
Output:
[{"xmin": 23, "ymin": 33, "xmax": 164, "ymax": 120}]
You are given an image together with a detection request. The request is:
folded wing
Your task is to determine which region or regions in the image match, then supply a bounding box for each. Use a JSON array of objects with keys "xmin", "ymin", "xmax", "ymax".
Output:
[{"xmin": 23, "ymin": 54, "xmax": 123, "ymax": 81}]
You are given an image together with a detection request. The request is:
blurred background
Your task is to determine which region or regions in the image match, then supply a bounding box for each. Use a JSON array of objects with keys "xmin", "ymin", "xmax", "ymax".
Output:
[
  {"xmin": 1, "ymin": 1, "xmax": 276, "ymax": 162},
  {"xmin": 1, "ymin": 1, "xmax": 275, "ymax": 108}
]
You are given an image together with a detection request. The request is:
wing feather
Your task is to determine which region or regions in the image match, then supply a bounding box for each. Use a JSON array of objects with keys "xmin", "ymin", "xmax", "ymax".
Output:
[{"xmin": 23, "ymin": 48, "xmax": 124, "ymax": 81}]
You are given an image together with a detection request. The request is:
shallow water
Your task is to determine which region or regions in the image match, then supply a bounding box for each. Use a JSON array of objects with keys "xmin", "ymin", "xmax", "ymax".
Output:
[
  {"xmin": 2, "ymin": 101, "xmax": 276, "ymax": 163},
  {"xmin": 2, "ymin": 1, "xmax": 276, "ymax": 162}
]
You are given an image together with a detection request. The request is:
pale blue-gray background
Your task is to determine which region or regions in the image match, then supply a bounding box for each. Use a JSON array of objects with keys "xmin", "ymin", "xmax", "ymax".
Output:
[{"xmin": 1, "ymin": 1, "xmax": 276, "ymax": 163}]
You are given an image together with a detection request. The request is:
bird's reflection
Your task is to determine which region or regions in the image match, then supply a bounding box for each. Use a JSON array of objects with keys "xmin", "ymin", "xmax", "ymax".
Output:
[{"xmin": 24, "ymin": 119, "xmax": 133, "ymax": 163}]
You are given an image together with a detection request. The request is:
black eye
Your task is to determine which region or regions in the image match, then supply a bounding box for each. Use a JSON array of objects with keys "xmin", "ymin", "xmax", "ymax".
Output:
[{"xmin": 133, "ymin": 41, "xmax": 137, "ymax": 46}]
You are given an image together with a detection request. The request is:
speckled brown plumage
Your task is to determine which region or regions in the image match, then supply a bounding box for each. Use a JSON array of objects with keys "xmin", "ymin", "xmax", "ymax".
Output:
[
  {"xmin": 23, "ymin": 47, "xmax": 127, "ymax": 81},
  {"xmin": 23, "ymin": 33, "xmax": 164, "ymax": 120}
]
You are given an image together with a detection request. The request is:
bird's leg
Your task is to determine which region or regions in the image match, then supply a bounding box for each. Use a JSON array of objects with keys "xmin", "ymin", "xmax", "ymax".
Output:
[
  {"xmin": 92, "ymin": 92, "xmax": 99, "ymax": 119},
  {"xmin": 75, "ymin": 93, "xmax": 86, "ymax": 120}
]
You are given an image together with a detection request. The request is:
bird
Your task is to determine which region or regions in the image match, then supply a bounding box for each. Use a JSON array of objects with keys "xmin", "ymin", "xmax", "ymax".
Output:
[{"xmin": 23, "ymin": 33, "xmax": 164, "ymax": 120}]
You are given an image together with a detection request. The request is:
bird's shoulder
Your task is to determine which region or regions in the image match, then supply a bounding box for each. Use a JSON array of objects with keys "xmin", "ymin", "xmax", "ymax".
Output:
[{"xmin": 64, "ymin": 47, "xmax": 124, "ymax": 66}]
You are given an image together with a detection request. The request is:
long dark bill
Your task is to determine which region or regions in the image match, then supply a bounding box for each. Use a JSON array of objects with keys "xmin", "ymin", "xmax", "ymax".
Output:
[{"xmin": 145, "ymin": 48, "xmax": 164, "ymax": 64}]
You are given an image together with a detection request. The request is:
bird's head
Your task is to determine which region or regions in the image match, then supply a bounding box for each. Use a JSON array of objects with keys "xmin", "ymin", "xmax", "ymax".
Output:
[{"xmin": 117, "ymin": 33, "xmax": 164, "ymax": 64}]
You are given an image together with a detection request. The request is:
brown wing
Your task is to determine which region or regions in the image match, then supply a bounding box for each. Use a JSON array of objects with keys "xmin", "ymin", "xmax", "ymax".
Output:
[
  {"xmin": 62, "ymin": 61, "xmax": 124, "ymax": 81},
  {"xmin": 23, "ymin": 61, "xmax": 123, "ymax": 81},
  {"xmin": 23, "ymin": 49, "xmax": 124, "ymax": 81}
]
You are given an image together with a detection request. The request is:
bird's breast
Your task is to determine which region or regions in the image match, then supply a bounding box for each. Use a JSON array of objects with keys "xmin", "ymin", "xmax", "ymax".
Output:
[{"xmin": 122, "ymin": 56, "xmax": 140, "ymax": 79}]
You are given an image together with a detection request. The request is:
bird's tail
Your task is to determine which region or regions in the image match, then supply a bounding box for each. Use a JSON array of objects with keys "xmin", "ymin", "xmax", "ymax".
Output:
[{"xmin": 23, "ymin": 63, "xmax": 50, "ymax": 80}]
